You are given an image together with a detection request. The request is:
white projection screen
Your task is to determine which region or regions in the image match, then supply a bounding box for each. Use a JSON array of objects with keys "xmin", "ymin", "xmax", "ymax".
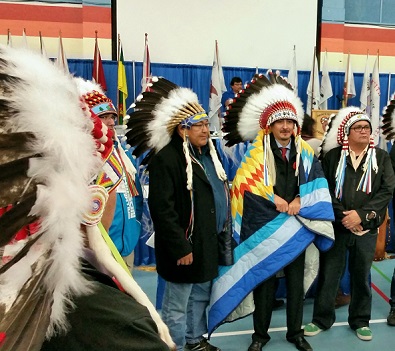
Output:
[{"xmin": 117, "ymin": 0, "xmax": 319, "ymax": 70}]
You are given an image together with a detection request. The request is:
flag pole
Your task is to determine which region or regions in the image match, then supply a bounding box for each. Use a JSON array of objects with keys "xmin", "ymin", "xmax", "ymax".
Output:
[
  {"xmin": 39, "ymin": 31, "xmax": 43, "ymax": 54},
  {"xmin": 215, "ymin": 40, "xmax": 223, "ymax": 134},
  {"xmin": 7, "ymin": 29, "xmax": 11, "ymax": 46},
  {"xmin": 117, "ymin": 34, "xmax": 121, "ymax": 124},
  {"xmin": 132, "ymin": 60, "xmax": 136, "ymax": 101},
  {"xmin": 343, "ymin": 52, "xmax": 350, "ymax": 108},
  {"xmin": 310, "ymin": 46, "xmax": 316, "ymax": 117},
  {"xmin": 94, "ymin": 30, "xmax": 98, "ymax": 82}
]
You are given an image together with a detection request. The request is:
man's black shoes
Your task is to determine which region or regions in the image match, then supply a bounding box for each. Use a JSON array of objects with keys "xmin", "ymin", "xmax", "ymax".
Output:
[
  {"xmin": 288, "ymin": 336, "xmax": 313, "ymax": 351},
  {"xmin": 387, "ymin": 308, "xmax": 395, "ymax": 326},
  {"xmin": 247, "ymin": 340, "xmax": 268, "ymax": 351}
]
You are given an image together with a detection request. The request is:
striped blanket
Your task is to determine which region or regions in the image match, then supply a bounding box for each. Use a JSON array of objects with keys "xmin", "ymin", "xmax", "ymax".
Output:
[{"xmin": 208, "ymin": 132, "xmax": 335, "ymax": 335}]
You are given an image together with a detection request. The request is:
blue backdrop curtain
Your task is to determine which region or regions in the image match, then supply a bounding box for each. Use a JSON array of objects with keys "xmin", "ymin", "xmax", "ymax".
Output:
[{"xmin": 67, "ymin": 59, "xmax": 395, "ymax": 263}]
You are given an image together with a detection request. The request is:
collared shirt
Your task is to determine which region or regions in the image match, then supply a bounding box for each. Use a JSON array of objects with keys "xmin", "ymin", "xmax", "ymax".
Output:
[
  {"xmin": 191, "ymin": 144, "xmax": 227, "ymax": 234},
  {"xmin": 349, "ymin": 145, "xmax": 368, "ymax": 170},
  {"xmin": 275, "ymin": 139, "xmax": 292, "ymax": 160}
]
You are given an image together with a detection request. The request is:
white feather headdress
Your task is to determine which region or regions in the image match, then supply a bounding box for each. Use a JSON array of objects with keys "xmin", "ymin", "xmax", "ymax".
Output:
[
  {"xmin": 126, "ymin": 76, "xmax": 227, "ymax": 190},
  {"xmin": 222, "ymin": 72, "xmax": 304, "ymax": 186},
  {"xmin": 320, "ymin": 106, "xmax": 376, "ymax": 199},
  {"xmin": 0, "ymin": 45, "xmax": 102, "ymax": 348}
]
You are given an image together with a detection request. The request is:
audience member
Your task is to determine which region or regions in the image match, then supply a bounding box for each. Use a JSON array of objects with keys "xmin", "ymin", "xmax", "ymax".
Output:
[{"xmin": 221, "ymin": 76, "xmax": 243, "ymax": 107}]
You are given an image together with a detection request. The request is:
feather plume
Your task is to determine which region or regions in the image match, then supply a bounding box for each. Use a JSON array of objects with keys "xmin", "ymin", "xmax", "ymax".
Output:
[
  {"xmin": 223, "ymin": 72, "xmax": 303, "ymax": 146},
  {"xmin": 0, "ymin": 45, "xmax": 100, "ymax": 349}
]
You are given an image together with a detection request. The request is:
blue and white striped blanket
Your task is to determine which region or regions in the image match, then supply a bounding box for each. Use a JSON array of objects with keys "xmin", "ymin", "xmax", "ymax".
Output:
[{"xmin": 208, "ymin": 135, "xmax": 334, "ymax": 335}]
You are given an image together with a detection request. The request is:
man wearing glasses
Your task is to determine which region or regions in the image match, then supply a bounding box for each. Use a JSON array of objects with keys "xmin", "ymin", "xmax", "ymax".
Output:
[{"xmin": 304, "ymin": 107, "xmax": 395, "ymax": 342}]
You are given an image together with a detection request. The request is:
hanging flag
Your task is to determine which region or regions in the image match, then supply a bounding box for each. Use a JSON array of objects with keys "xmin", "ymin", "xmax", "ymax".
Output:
[
  {"xmin": 360, "ymin": 53, "xmax": 370, "ymax": 112},
  {"xmin": 370, "ymin": 53, "xmax": 383, "ymax": 147},
  {"xmin": 118, "ymin": 36, "xmax": 128, "ymax": 125},
  {"xmin": 208, "ymin": 40, "xmax": 227, "ymax": 133},
  {"xmin": 287, "ymin": 45, "xmax": 298, "ymax": 95},
  {"xmin": 39, "ymin": 31, "xmax": 48, "ymax": 59},
  {"xmin": 306, "ymin": 47, "xmax": 320, "ymax": 116},
  {"xmin": 343, "ymin": 53, "xmax": 356, "ymax": 107},
  {"xmin": 21, "ymin": 28, "xmax": 28, "ymax": 49},
  {"xmin": 142, "ymin": 33, "xmax": 151, "ymax": 92},
  {"xmin": 56, "ymin": 32, "xmax": 69, "ymax": 74},
  {"xmin": 7, "ymin": 29, "xmax": 12, "ymax": 47},
  {"xmin": 92, "ymin": 32, "xmax": 107, "ymax": 91},
  {"xmin": 319, "ymin": 51, "xmax": 333, "ymax": 110}
]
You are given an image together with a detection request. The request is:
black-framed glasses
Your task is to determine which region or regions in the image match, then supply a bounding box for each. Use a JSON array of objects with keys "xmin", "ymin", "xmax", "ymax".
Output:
[
  {"xmin": 350, "ymin": 125, "xmax": 371, "ymax": 133},
  {"xmin": 191, "ymin": 122, "xmax": 210, "ymax": 130}
]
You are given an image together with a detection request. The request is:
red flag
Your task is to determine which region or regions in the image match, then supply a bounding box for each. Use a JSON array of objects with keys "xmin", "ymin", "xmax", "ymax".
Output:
[
  {"xmin": 92, "ymin": 34, "xmax": 107, "ymax": 91},
  {"xmin": 142, "ymin": 33, "xmax": 151, "ymax": 92}
]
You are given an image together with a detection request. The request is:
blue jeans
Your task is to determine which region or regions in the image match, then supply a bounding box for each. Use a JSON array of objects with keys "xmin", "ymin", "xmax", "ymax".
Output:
[
  {"xmin": 312, "ymin": 229, "xmax": 377, "ymax": 330},
  {"xmin": 161, "ymin": 280, "xmax": 211, "ymax": 351}
]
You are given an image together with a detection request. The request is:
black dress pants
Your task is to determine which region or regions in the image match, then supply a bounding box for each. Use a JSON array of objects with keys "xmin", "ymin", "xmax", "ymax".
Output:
[{"xmin": 252, "ymin": 251, "xmax": 306, "ymax": 343}]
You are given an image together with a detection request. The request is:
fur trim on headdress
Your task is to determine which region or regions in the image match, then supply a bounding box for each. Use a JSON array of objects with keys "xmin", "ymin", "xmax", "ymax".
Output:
[
  {"xmin": 320, "ymin": 106, "xmax": 377, "ymax": 199},
  {"xmin": 126, "ymin": 76, "xmax": 227, "ymax": 191},
  {"xmin": 382, "ymin": 92, "xmax": 395, "ymax": 140}
]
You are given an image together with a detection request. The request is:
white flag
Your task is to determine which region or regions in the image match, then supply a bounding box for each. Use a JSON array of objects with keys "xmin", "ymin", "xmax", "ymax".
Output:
[
  {"xmin": 370, "ymin": 54, "xmax": 383, "ymax": 147},
  {"xmin": 208, "ymin": 40, "xmax": 227, "ymax": 133},
  {"xmin": 56, "ymin": 33, "xmax": 69, "ymax": 74},
  {"xmin": 142, "ymin": 33, "xmax": 151, "ymax": 92},
  {"xmin": 343, "ymin": 53, "xmax": 356, "ymax": 106},
  {"xmin": 319, "ymin": 51, "xmax": 333, "ymax": 110},
  {"xmin": 360, "ymin": 54, "xmax": 370, "ymax": 111},
  {"xmin": 287, "ymin": 46, "xmax": 298, "ymax": 95},
  {"xmin": 21, "ymin": 29, "xmax": 28, "ymax": 49},
  {"xmin": 306, "ymin": 50, "xmax": 320, "ymax": 115}
]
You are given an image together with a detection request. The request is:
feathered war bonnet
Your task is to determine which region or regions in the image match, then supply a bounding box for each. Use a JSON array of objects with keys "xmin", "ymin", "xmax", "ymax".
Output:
[
  {"xmin": 0, "ymin": 45, "xmax": 104, "ymax": 345},
  {"xmin": 382, "ymin": 92, "xmax": 395, "ymax": 140},
  {"xmin": 222, "ymin": 71, "xmax": 304, "ymax": 186},
  {"xmin": 320, "ymin": 106, "xmax": 376, "ymax": 199},
  {"xmin": 126, "ymin": 76, "xmax": 227, "ymax": 191}
]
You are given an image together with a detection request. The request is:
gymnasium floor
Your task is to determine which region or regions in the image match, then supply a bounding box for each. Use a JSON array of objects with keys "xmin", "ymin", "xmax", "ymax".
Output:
[{"xmin": 134, "ymin": 258, "xmax": 395, "ymax": 351}]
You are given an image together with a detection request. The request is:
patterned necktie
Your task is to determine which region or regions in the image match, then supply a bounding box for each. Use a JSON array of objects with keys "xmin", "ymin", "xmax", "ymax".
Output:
[{"xmin": 281, "ymin": 147, "xmax": 287, "ymax": 161}]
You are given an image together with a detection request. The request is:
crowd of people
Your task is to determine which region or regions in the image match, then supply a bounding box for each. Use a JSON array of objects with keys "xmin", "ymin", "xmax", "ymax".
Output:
[{"xmin": 1, "ymin": 46, "xmax": 395, "ymax": 351}]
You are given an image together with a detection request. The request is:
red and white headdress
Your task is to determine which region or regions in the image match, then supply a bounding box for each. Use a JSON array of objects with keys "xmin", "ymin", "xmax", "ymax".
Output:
[
  {"xmin": 222, "ymin": 72, "xmax": 304, "ymax": 185},
  {"xmin": 320, "ymin": 106, "xmax": 377, "ymax": 199}
]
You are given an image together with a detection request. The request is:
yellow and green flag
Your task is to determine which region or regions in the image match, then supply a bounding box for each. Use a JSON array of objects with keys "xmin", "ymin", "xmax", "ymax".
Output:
[{"xmin": 117, "ymin": 41, "xmax": 128, "ymax": 125}]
